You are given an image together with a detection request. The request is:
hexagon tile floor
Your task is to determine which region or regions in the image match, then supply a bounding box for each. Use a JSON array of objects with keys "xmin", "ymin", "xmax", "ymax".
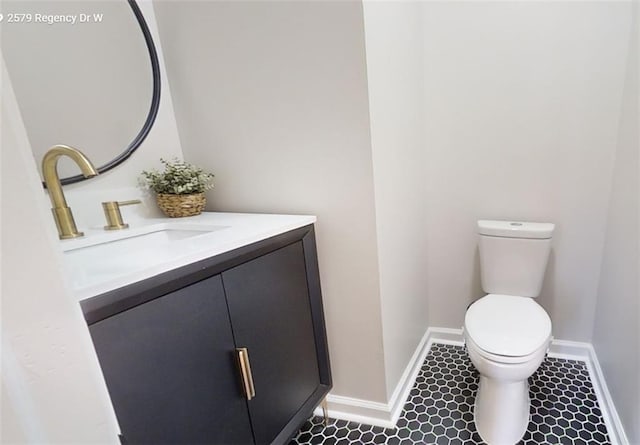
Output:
[{"xmin": 290, "ymin": 343, "xmax": 610, "ymax": 445}]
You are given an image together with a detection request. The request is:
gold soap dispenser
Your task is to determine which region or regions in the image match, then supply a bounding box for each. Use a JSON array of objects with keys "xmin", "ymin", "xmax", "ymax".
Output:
[{"xmin": 102, "ymin": 200, "xmax": 142, "ymax": 230}]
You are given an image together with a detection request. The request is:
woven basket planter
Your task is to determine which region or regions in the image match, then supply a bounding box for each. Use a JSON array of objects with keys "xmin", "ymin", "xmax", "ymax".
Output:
[{"xmin": 156, "ymin": 193, "xmax": 206, "ymax": 218}]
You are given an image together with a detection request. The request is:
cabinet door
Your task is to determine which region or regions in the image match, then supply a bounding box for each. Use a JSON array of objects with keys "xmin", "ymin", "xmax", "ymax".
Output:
[
  {"xmin": 222, "ymin": 241, "xmax": 321, "ymax": 445},
  {"xmin": 89, "ymin": 275, "xmax": 254, "ymax": 445}
]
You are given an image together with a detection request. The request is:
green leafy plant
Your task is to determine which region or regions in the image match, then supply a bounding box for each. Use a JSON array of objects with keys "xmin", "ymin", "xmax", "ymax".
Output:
[{"xmin": 140, "ymin": 158, "xmax": 214, "ymax": 195}]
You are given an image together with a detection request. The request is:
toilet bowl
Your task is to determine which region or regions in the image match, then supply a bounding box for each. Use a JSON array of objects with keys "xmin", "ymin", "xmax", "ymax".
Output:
[
  {"xmin": 465, "ymin": 294, "xmax": 552, "ymax": 445},
  {"xmin": 466, "ymin": 220, "xmax": 555, "ymax": 445}
]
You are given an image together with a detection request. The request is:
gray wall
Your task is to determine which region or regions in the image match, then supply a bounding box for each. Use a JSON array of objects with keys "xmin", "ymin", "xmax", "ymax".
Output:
[
  {"xmin": 593, "ymin": 4, "xmax": 640, "ymax": 443},
  {"xmin": 420, "ymin": 1, "xmax": 633, "ymax": 342},
  {"xmin": 153, "ymin": 1, "xmax": 389, "ymax": 403},
  {"xmin": 362, "ymin": 1, "xmax": 430, "ymax": 398}
]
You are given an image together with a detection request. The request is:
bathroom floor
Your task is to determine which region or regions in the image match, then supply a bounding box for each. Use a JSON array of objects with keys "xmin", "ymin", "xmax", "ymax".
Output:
[{"xmin": 290, "ymin": 343, "xmax": 611, "ymax": 445}]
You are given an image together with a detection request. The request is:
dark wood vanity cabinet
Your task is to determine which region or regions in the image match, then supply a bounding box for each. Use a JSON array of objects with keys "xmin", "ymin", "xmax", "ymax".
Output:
[
  {"xmin": 88, "ymin": 275, "xmax": 254, "ymax": 445},
  {"xmin": 81, "ymin": 225, "xmax": 331, "ymax": 445}
]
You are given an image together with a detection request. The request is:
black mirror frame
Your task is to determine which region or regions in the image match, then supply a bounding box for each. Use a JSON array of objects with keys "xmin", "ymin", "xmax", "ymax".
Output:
[{"xmin": 55, "ymin": 0, "xmax": 161, "ymax": 186}]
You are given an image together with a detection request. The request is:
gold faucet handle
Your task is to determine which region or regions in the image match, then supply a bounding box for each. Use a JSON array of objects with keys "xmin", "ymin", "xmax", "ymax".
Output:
[{"xmin": 102, "ymin": 200, "xmax": 142, "ymax": 230}]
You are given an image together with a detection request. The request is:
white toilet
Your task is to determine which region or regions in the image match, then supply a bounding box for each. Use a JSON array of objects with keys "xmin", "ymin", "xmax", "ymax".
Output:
[{"xmin": 464, "ymin": 220, "xmax": 554, "ymax": 445}]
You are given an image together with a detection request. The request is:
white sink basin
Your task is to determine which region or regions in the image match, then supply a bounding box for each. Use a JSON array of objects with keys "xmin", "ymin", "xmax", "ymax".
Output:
[
  {"xmin": 62, "ymin": 224, "xmax": 229, "ymax": 292},
  {"xmin": 65, "ymin": 227, "xmax": 219, "ymax": 255}
]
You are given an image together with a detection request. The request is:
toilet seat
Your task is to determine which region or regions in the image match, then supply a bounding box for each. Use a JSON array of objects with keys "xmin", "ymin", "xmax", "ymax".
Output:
[
  {"xmin": 465, "ymin": 330, "xmax": 550, "ymax": 364},
  {"xmin": 465, "ymin": 294, "xmax": 551, "ymax": 360}
]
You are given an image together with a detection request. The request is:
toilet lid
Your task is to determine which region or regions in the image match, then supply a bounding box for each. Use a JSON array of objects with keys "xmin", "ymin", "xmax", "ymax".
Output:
[{"xmin": 465, "ymin": 294, "xmax": 551, "ymax": 357}]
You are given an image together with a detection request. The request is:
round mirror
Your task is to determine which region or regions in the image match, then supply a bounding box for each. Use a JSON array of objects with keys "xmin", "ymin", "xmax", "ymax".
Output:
[{"xmin": 1, "ymin": 0, "xmax": 160, "ymax": 185}]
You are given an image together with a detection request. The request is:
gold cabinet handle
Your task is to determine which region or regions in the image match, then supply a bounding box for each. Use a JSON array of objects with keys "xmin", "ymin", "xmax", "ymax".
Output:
[
  {"xmin": 236, "ymin": 347, "xmax": 256, "ymax": 400},
  {"xmin": 101, "ymin": 200, "xmax": 142, "ymax": 230}
]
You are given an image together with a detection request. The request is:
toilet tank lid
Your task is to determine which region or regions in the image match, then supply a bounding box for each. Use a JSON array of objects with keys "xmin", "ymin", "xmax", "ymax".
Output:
[{"xmin": 478, "ymin": 220, "xmax": 554, "ymax": 239}]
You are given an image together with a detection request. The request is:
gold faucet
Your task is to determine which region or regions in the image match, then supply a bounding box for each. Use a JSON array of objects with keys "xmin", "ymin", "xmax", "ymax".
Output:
[{"xmin": 42, "ymin": 145, "xmax": 98, "ymax": 239}]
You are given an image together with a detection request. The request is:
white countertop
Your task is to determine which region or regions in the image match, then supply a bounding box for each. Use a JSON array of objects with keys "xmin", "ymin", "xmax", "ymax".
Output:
[{"xmin": 61, "ymin": 212, "xmax": 316, "ymax": 301}]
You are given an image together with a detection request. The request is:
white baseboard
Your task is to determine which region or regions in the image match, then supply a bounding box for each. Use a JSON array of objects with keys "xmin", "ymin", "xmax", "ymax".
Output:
[
  {"xmin": 547, "ymin": 339, "xmax": 591, "ymax": 360},
  {"xmin": 312, "ymin": 394, "xmax": 393, "ymax": 429},
  {"xmin": 316, "ymin": 327, "xmax": 628, "ymax": 444},
  {"xmin": 313, "ymin": 327, "xmax": 465, "ymax": 428},
  {"xmin": 582, "ymin": 344, "xmax": 629, "ymax": 445},
  {"xmin": 314, "ymin": 327, "xmax": 434, "ymax": 428}
]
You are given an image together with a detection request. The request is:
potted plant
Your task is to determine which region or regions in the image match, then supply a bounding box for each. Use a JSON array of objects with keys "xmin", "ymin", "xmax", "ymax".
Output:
[{"xmin": 140, "ymin": 158, "xmax": 214, "ymax": 218}]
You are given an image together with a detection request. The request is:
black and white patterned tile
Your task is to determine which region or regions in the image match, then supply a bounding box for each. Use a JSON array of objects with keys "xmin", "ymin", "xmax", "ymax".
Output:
[{"xmin": 291, "ymin": 343, "xmax": 610, "ymax": 445}]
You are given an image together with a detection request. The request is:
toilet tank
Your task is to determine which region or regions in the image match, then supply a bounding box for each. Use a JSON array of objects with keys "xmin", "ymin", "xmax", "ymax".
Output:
[{"xmin": 478, "ymin": 220, "xmax": 554, "ymax": 298}]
